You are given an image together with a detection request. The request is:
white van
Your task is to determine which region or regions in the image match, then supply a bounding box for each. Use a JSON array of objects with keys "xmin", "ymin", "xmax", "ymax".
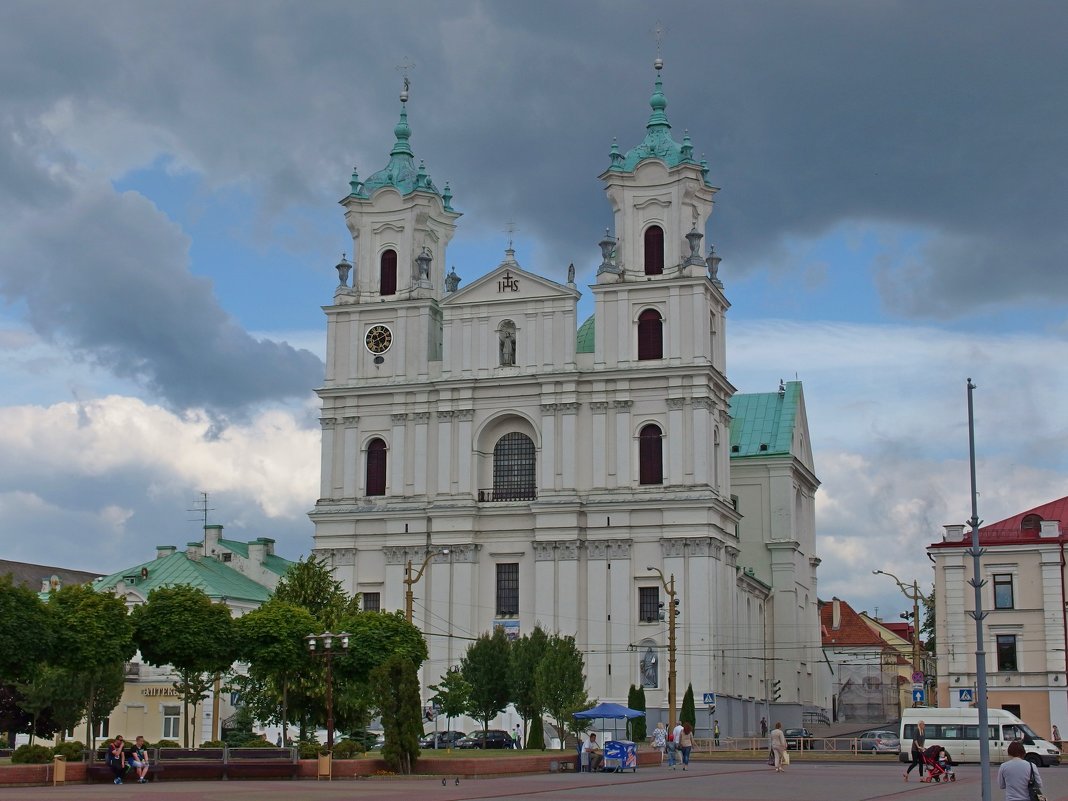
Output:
[{"xmin": 900, "ymin": 708, "xmax": 1060, "ymax": 766}]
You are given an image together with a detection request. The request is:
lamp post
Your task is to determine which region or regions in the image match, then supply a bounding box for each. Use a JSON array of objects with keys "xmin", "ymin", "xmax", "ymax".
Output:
[
  {"xmin": 873, "ymin": 569, "xmax": 924, "ymax": 683},
  {"xmin": 305, "ymin": 631, "xmax": 350, "ymax": 752},
  {"xmin": 404, "ymin": 549, "xmax": 448, "ymax": 624},
  {"xmin": 647, "ymin": 566, "xmax": 678, "ymax": 727}
]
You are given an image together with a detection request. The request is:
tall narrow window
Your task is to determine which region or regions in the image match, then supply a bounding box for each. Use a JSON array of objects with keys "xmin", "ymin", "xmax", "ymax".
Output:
[
  {"xmin": 639, "ymin": 586, "xmax": 660, "ymax": 622},
  {"xmin": 996, "ymin": 634, "xmax": 1018, "ymax": 671},
  {"xmin": 366, "ymin": 438, "xmax": 387, "ymax": 496},
  {"xmin": 380, "ymin": 249, "xmax": 397, "ymax": 296},
  {"xmin": 637, "ymin": 309, "xmax": 663, "ymax": 360},
  {"xmin": 639, "ymin": 423, "xmax": 664, "ymax": 485},
  {"xmin": 492, "ymin": 432, "xmax": 536, "ymax": 501},
  {"xmin": 362, "ymin": 592, "xmax": 381, "ymax": 612},
  {"xmin": 993, "ymin": 574, "xmax": 1014, "ymax": 609},
  {"xmin": 643, "ymin": 225, "xmax": 664, "ymax": 275},
  {"xmin": 162, "ymin": 706, "xmax": 180, "ymax": 740},
  {"xmin": 496, "ymin": 563, "xmax": 519, "ymax": 615}
]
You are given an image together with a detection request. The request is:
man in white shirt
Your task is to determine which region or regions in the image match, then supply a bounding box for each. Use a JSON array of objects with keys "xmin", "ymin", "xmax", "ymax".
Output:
[
  {"xmin": 582, "ymin": 733, "xmax": 603, "ymax": 771},
  {"xmin": 670, "ymin": 722, "xmax": 684, "ymax": 769}
]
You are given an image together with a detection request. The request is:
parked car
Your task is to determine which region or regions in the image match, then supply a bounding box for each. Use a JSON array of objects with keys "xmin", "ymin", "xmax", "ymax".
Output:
[
  {"xmin": 419, "ymin": 731, "xmax": 466, "ymax": 749},
  {"xmin": 784, "ymin": 727, "xmax": 814, "ymax": 750},
  {"xmin": 858, "ymin": 729, "xmax": 900, "ymax": 755},
  {"xmin": 456, "ymin": 730, "xmax": 513, "ymax": 749}
]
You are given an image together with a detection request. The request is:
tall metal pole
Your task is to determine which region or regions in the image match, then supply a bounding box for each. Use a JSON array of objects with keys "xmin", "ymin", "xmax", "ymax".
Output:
[
  {"xmin": 966, "ymin": 378, "xmax": 991, "ymax": 801},
  {"xmin": 324, "ymin": 648, "xmax": 335, "ymax": 753},
  {"xmin": 667, "ymin": 573, "xmax": 677, "ymax": 729},
  {"xmin": 911, "ymin": 581, "xmax": 922, "ymax": 679}
]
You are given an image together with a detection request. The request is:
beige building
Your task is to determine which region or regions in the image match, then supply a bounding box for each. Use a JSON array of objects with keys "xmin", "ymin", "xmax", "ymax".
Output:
[{"xmin": 928, "ymin": 497, "xmax": 1068, "ymax": 737}]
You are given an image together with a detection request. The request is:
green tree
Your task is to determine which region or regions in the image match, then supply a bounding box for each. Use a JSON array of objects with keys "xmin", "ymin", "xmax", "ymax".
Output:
[
  {"xmin": 428, "ymin": 667, "xmax": 470, "ymax": 743},
  {"xmin": 535, "ymin": 633, "xmax": 588, "ymax": 749},
  {"xmin": 371, "ymin": 655, "xmax": 421, "ymax": 774},
  {"xmin": 921, "ymin": 584, "xmax": 936, "ymax": 655},
  {"xmin": 680, "ymin": 683, "xmax": 696, "ymax": 727},
  {"xmin": 626, "ymin": 684, "xmax": 647, "ymax": 741},
  {"xmin": 510, "ymin": 625, "xmax": 548, "ymax": 749},
  {"xmin": 131, "ymin": 586, "xmax": 236, "ymax": 747},
  {"xmin": 47, "ymin": 584, "xmax": 135, "ymax": 749},
  {"xmin": 273, "ymin": 556, "xmax": 360, "ymax": 630},
  {"xmin": 0, "ymin": 575, "xmax": 53, "ymax": 685},
  {"xmin": 235, "ymin": 599, "xmax": 317, "ymax": 746},
  {"xmin": 460, "ymin": 628, "xmax": 512, "ymax": 746}
]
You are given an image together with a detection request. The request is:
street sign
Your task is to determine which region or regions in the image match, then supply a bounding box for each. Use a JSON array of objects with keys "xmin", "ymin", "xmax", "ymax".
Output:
[
  {"xmin": 958, "ymin": 689, "xmax": 974, "ymax": 702},
  {"xmin": 912, "ymin": 688, "xmax": 925, "ymax": 704},
  {"xmin": 912, "ymin": 671, "xmax": 925, "ymax": 684},
  {"xmin": 703, "ymin": 692, "xmax": 716, "ymax": 705}
]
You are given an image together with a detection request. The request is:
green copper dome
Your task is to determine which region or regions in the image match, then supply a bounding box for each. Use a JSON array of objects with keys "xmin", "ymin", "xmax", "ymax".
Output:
[
  {"xmin": 353, "ymin": 102, "xmax": 446, "ymax": 201},
  {"xmin": 610, "ymin": 68, "xmax": 709, "ymax": 183},
  {"xmin": 576, "ymin": 315, "xmax": 595, "ymax": 353}
]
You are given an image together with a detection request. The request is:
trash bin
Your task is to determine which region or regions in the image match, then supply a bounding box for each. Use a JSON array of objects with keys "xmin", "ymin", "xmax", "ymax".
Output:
[
  {"xmin": 52, "ymin": 754, "xmax": 66, "ymax": 786},
  {"xmin": 603, "ymin": 740, "xmax": 637, "ymax": 772},
  {"xmin": 317, "ymin": 752, "xmax": 332, "ymax": 780}
]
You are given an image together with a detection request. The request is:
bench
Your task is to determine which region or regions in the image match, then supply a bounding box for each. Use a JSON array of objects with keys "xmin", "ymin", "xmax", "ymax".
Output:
[
  {"xmin": 224, "ymin": 747, "xmax": 299, "ymax": 780},
  {"xmin": 157, "ymin": 747, "xmax": 226, "ymax": 780},
  {"xmin": 87, "ymin": 750, "xmax": 164, "ymax": 784}
]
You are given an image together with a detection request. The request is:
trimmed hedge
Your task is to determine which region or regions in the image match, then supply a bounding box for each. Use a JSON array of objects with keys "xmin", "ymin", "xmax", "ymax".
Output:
[
  {"xmin": 11, "ymin": 744, "xmax": 53, "ymax": 764},
  {"xmin": 51, "ymin": 741, "xmax": 86, "ymax": 761}
]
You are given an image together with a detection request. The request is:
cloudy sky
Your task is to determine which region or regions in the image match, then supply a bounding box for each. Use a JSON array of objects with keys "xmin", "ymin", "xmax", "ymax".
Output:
[{"xmin": 1, "ymin": 1, "xmax": 1065, "ymax": 626}]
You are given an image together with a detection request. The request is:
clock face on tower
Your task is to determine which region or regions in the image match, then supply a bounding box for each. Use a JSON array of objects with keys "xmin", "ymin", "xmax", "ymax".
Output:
[{"xmin": 364, "ymin": 324, "xmax": 393, "ymax": 354}]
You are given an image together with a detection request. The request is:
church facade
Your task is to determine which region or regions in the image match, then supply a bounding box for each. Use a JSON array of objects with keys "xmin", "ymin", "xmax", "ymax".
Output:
[{"xmin": 310, "ymin": 64, "xmax": 823, "ymax": 734}]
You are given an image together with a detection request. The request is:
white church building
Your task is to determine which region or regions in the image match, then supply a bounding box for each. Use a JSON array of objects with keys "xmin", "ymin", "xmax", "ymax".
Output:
[{"xmin": 310, "ymin": 61, "xmax": 824, "ymax": 735}]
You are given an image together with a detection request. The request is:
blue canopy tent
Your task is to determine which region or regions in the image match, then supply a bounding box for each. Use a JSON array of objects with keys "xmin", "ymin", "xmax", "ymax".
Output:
[{"xmin": 573, "ymin": 703, "xmax": 645, "ymax": 741}]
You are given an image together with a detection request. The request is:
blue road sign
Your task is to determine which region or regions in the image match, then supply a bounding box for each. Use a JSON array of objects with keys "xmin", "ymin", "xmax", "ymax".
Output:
[
  {"xmin": 703, "ymin": 692, "xmax": 716, "ymax": 705},
  {"xmin": 912, "ymin": 688, "xmax": 925, "ymax": 704},
  {"xmin": 959, "ymin": 689, "xmax": 973, "ymax": 702}
]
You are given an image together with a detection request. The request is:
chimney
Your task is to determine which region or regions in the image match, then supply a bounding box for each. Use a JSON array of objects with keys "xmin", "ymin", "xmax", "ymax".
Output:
[
  {"xmin": 248, "ymin": 537, "xmax": 275, "ymax": 565},
  {"xmin": 156, "ymin": 545, "xmax": 177, "ymax": 559},
  {"xmin": 832, "ymin": 598, "xmax": 841, "ymax": 630},
  {"xmin": 943, "ymin": 524, "xmax": 966, "ymax": 542},
  {"xmin": 186, "ymin": 542, "xmax": 203, "ymax": 561},
  {"xmin": 1040, "ymin": 520, "xmax": 1060, "ymax": 539},
  {"xmin": 204, "ymin": 524, "xmax": 223, "ymax": 553}
]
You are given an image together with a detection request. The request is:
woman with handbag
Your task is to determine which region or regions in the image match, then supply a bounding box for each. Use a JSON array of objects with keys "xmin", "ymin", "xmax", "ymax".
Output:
[
  {"xmin": 770, "ymin": 722, "xmax": 787, "ymax": 772},
  {"xmin": 997, "ymin": 740, "xmax": 1044, "ymax": 801}
]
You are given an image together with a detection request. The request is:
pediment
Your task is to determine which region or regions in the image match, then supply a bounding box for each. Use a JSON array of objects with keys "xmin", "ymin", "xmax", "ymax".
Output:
[{"xmin": 442, "ymin": 262, "xmax": 580, "ymax": 306}]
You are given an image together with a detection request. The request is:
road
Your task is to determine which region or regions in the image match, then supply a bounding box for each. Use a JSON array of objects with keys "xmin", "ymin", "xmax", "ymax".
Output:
[{"xmin": 1, "ymin": 759, "xmax": 1061, "ymax": 801}]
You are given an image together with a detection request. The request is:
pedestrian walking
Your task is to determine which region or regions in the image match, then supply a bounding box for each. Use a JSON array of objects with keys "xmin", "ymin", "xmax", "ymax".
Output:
[
  {"xmin": 679, "ymin": 723, "xmax": 694, "ymax": 770},
  {"xmin": 760, "ymin": 716, "xmax": 768, "ymax": 738},
  {"xmin": 904, "ymin": 720, "xmax": 926, "ymax": 781},
  {"xmin": 998, "ymin": 740, "xmax": 1042, "ymax": 801},
  {"xmin": 713, "ymin": 719, "xmax": 720, "ymax": 746},
  {"xmin": 770, "ymin": 722, "xmax": 787, "ymax": 772},
  {"xmin": 512, "ymin": 724, "xmax": 522, "ymax": 749},
  {"xmin": 651, "ymin": 721, "xmax": 667, "ymax": 765}
]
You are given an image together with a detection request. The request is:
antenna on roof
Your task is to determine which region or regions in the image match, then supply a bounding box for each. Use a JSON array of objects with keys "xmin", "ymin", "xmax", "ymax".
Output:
[{"xmin": 188, "ymin": 491, "xmax": 214, "ymax": 530}]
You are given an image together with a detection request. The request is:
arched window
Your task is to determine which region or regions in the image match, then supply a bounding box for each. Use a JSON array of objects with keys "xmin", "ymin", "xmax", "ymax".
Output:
[
  {"xmin": 639, "ymin": 423, "xmax": 663, "ymax": 485},
  {"xmin": 492, "ymin": 432, "xmax": 536, "ymax": 501},
  {"xmin": 644, "ymin": 225, "xmax": 664, "ymax": 275},
  {"xmin": 637, "ymin": 308, "xmax": 663, "ymax": 360},
  {"xmin": 1021, "ymin": 514, "xmax": 1042, "ymax": 532},
  {"xmin": 380, "ymin": 249, "xmax": 397, "ymax": 296},
  {"xmin": 366, "ymin": 438, "xmax": 387, "ymax": 496}
]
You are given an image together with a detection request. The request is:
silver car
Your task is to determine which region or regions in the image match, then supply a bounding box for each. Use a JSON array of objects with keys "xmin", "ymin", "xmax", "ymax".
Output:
[{"xmin": 858, "ymin": 729, "xmax": 900, "ymax": 754}]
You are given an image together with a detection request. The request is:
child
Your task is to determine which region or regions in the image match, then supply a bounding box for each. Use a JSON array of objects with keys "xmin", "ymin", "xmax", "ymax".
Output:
[{"xmin": 937, "ymin": 747, "xmax": 955, "ymax": 781}]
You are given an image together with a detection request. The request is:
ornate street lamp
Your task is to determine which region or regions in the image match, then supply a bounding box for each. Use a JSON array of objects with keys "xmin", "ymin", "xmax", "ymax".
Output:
[{"xmin": 305, "ymin": 631, "xmax": 350, "ymax": 753}]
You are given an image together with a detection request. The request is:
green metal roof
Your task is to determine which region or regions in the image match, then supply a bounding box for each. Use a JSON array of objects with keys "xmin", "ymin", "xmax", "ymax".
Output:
[
  {"xmin": 217, "ymin": 538, "xmax": 249, "ymax": 558},
  {"xmin": 349, "ymin": 103, "xmax": 451, "ymax": 208},
  {"xmin": 729, "ymin": 382, "xmax": 801, "ymax": 457},
  {"xmin": 91, "ymin": 551, "xmax": 274, "ymax": 604},
  {"xmin": 608, "ymin": 70, "xmax": 711, "ymax": 186},
  {"xmin": 576, "ymin": 315, "xmax": 595, "ymax": 353}
]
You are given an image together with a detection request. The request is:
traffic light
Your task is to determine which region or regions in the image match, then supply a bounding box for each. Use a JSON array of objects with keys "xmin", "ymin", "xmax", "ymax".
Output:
[
  {"xmin": 673, "ymin": 597, "xmax": 681, "ymax": 619},
  {"xmin": 658, "ymin": 601, "xmax": 665, "ymax": 622},
  {"xmin": 772, "ymin": 679, "xmax": 782, "ymax": 701}
]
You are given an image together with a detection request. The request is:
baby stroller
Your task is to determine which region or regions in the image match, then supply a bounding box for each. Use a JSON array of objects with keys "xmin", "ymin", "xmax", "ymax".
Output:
[{"xmin": 922, "ymin": 745, "xmax": 955, "ymax": 783}]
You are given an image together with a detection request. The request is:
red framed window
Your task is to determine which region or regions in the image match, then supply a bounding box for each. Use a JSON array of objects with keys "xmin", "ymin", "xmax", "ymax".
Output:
[
  {"xmin": 644, "ymin": 225, "xmax": 664, "ymax": 275},
  {"xmin": 366, "ymin": 438, "xmax": 387, "ymax": 496},
  {"xmin": 639, "ymin": 424, "xmax": 663, "ymax": 485},
  {"xmin": 380, "ymin": 249, "xmax": 397, "ymax": 296},
  {"xmin": 637, "ymin": 309, "xmax": 663, "ymax": 360}
]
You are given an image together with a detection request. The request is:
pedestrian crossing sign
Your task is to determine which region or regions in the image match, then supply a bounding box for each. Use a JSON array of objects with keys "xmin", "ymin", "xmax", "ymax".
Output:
[
  {"xmin": 703, "ymin": 692, "xmax": 716, "ymax": 705},
  {"xmin": 959, "ymin": 689, "xmax": 973, "ymax": 702}
]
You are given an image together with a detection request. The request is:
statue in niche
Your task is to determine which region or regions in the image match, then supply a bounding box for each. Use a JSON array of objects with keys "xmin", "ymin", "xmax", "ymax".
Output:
[
  {"xmin": 445, "ymin": 266, "xmax": 461, "ymax": 293},
  {"xmin": 640, "ymin": 646, "xmax": 658, "ymax": 688},
  {"xmin": 499, "ymin": 321, "xmax": 516, "ymax": 366}
]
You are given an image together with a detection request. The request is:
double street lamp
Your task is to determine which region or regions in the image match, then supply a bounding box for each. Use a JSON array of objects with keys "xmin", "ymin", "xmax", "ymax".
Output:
[
  {"xmin": 647, "ymin": 566, "xmax": 679, "ymax": 728},
  {"xmin": 404, "ymin": 549, "xmax": 449, "ymax": 623},
  {"xmin": 872, "ymin": 569, "xmax": 925, "ymax": 687},
  {"xmin": 305, "ymin": 631, "xmax": 350, "ymax": 752}
]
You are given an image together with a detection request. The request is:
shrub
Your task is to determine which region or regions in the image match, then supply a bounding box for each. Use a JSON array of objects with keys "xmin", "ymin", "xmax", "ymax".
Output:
[
  {"xmin": 154, "ymin": 740, "xmax": 180, "ymax": 749},
  {"xmin": 297, "ymin": 741, "xmax": 322, "ymax": 760},
  {"xmin": 332, "ymin": 739, "xmax": 363, "ymax": 759},
  {"xmin": 11, "ymin": 744, "xmax": 53, "ymax": 764},
  {"xmin": 51, "ymin": 741, "xmax": 86, "ymax": 761},
  {"xmin": 237, "ymin": 738, "xmax": 275, "ymax": 748},
  {"xmin": 199, "ymin": 740, "xmax": 226, "ymax": 749}
]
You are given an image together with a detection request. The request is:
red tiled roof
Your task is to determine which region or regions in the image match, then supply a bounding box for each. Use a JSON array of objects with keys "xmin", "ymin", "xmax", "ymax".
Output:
[
  {"xmin": 930, "ymin": 496, "xmax": 1068, "ymax": 548},
  {"xmin": 820, "ymin": 598, "xmax": 887, "ymax": 647}
]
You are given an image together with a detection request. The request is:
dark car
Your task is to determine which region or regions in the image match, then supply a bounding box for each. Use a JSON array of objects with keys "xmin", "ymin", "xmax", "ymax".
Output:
[
  {"xmin": 456, "ymin": 729, "xmax": 513, "ymax": 749},
  {"xmin": 419, "ymin": 731, "xmax": 466, "ymax": 749},
  {"xmin": 784, "ymin": 727, "xmax": 814, "ymax": 750},
  {"xmin": 858, "ymin": 729, "xmax": 900, "ymax": 755}
]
